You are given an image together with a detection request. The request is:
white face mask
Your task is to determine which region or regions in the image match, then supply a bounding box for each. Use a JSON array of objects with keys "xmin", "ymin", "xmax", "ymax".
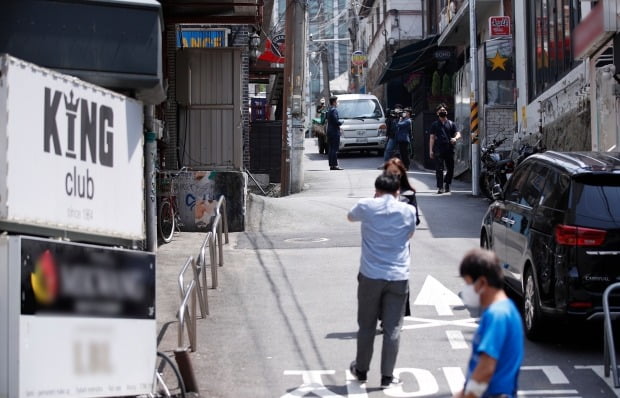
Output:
[{"xmin": 461, "ymin": 283, "xmax": 481, "ymax": 309}]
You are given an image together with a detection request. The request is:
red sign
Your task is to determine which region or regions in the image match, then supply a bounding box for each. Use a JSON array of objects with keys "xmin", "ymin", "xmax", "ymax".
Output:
[{"xmin": 489, "ymin": 16, "xmax": 511, "ymax": 37}]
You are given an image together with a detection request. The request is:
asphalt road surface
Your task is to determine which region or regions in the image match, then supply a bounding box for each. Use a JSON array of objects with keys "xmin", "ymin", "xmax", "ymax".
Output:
[{"xmin": 176, "ymin": 139, "xmax": 620, "ymax": 397}]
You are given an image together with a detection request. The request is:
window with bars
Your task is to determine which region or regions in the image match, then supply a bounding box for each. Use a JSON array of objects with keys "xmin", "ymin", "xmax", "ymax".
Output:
[{"xmin": 527, "ymin": 0, "xmax": 581, "ymax": 101}]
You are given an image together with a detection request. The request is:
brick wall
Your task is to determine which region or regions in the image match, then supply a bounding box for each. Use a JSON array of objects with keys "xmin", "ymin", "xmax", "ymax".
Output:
[
  {"xmin": 164, "ymin": 24, "xmax": 178, "ymax": 169},
  {"xmin": 483, "ymin": 106, "xmax": 514, "ymax": 151}
]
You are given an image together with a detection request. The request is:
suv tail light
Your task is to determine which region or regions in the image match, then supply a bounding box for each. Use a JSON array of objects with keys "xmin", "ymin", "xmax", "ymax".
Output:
[{"xmin": 555, "ymin": 224, "xmax": 607, "ymax": 246}]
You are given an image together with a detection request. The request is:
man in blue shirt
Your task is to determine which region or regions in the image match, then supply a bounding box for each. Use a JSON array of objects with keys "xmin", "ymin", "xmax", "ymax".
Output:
[
  {"xmin": 456, "ymin": 248, "xmax": 524, "ymax": 398},
  {"xmin": 347, "ymin": 173, "xmax": 417, "ymax": 389}
]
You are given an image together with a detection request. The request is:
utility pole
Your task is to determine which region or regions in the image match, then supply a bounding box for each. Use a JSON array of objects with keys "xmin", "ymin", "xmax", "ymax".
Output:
[
  {"xmin": 320, "ymin": 45, "xmax": 331, "ymax": 101},
  {"xmin": 319, "ymin": 2, "xmax": 331, "ymax": 102},
  {"xmin": 469, "ymin": 0, "xmax": 480, "ymax": 196},
  {"xmin": 281, "ymin": 0, "xmax": 307, "ymax": 195}
]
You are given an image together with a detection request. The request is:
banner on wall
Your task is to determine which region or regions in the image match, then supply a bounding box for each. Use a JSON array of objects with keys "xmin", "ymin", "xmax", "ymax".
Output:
[{"xmin": 176, "ymin": 28, "xmax": 230, "ymax": 48}]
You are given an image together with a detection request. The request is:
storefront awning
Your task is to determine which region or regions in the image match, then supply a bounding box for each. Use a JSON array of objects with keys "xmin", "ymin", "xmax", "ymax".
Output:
[{"xmin": 377, "ymin": 35, "xmax": 439, "ymax": 85}]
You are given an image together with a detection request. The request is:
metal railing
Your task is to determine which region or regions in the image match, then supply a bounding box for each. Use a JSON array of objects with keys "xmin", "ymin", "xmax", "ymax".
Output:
[
  {"xmin": 178, "ymin": 256, "xmax": 197, "ymax": 350},
  {"xmin": 176, "ymin": 195, "xmax": 230, "ymax": 351},
  {"xmin": 603, "ymin": 282, "xmax": 620, "ymax": 387}
]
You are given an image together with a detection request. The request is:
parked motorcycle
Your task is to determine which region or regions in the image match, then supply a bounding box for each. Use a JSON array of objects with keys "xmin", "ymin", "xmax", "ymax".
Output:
[
  {"xmin": 479, "ymin": 137, "xmax": 514, "ymax": 200},
  {"xmin": 515, "ymin": 138, "xmax": 546, "ymax": 167}
]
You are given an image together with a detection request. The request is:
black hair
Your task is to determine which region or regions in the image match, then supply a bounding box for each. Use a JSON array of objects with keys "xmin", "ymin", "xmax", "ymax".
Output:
[
  {"xmin": 436, "ymin": 103, "xmax": 448, "ymax": 112},
  {"xmin": 329, "ymin": 96, "xmax": 338, "ymax": 105},
  {"xmin": 375, "ymin": 173, "xmax": 400, "ymax": 194},
  {"xmin": 459, "ymin": 248, "xmax": 504, "ymax": 288}
]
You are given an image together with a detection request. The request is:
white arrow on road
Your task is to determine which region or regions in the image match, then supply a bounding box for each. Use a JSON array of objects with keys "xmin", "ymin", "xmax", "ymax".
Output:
[{"xmin": 413, "ymin": 275, "xmax": 464, "ymax": 316}]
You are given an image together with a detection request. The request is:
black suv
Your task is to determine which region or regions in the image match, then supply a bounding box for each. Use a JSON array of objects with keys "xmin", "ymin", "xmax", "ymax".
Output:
[{"xmin": 480, "ymin": 151, "xmax": 620, "ymax": 339}]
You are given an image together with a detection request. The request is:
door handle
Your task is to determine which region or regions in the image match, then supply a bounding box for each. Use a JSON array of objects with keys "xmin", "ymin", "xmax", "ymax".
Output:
[{"xmin": 501, "ymin": 217, "xmax": 515, "ymax": 225}]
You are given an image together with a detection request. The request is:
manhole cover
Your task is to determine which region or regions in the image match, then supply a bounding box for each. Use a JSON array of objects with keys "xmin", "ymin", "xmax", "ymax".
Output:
[{"xmin": 284, "ymin": 237, "xmax": 329, "ymax": 243}]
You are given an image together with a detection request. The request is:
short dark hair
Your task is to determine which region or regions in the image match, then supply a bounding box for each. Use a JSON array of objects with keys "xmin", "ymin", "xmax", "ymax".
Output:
[
  {"xmin": 436, "ymin": 103, "xmax": 448, "ymax": 112},
  {"xmin": 329, "ymin": 96, "xmax": 338, "ymax": 105},
  {"xmin": 375, "ymin": 173, "xmax": 400, "ymax": 194},
  {"xmin": 459, "ymin": 248, "xmax": 504, "ymax": 288}
]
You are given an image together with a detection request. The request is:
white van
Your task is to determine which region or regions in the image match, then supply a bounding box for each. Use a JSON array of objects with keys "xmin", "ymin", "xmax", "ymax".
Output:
[{"xmin": 334, "ymin": 94, "xmax": 387, "ymax": 155}]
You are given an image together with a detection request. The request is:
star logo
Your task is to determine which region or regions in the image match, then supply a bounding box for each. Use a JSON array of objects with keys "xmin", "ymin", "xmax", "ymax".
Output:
[{"xmin": 487, "ymin": 50, "xmax": 508, "ymax": 71}]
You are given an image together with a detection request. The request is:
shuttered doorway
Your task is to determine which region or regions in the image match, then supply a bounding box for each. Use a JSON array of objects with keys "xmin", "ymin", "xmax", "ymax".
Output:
[{"xmin": 176, "ymin": 48, "xmax": 243, "ymax": 169}]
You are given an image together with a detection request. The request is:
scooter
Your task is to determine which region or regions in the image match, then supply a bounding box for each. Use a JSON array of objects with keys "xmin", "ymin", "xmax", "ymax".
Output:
[{"xmin": 479, "ymin": 137, "xmax": 514, "ymax": 200}]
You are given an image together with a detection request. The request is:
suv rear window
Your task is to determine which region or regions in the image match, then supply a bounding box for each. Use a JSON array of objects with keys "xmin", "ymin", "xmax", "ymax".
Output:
[
  {"xmin": 572, "ymin": 174, "xmax": 620, "ymax": 227},
  {"xmin": 338, "ymin": 99, "xmax": 383, "ymax": 119}
]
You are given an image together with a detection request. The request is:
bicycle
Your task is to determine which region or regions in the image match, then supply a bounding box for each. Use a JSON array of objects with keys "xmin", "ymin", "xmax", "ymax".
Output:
[{"xmin": 157, "ymin": 167, "xmax": 188, "ymax": 243}]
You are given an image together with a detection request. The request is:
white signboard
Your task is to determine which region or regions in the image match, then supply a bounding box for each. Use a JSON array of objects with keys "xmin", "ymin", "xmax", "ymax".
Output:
[
  {"xmin": 0, "ymin": 55, "xmax": 144, "ymax": 240},
  {"xmin": 0, "ymin": 235, "xmax": 157, "ymax": 398},
  {"xmin": 19, "ymin": 317, "xmax": 156, "ymax": 398}
]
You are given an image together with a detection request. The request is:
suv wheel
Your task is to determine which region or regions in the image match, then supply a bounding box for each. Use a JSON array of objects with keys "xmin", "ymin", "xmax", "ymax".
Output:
[{"xmin": 523, "ymin": 268, "xmax": 545, "ymax": 340}]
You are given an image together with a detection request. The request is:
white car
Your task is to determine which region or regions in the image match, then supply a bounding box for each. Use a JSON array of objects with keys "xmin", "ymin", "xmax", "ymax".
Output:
[{"xmin": 335, "ymin": 94, "xmax": 387, "ymax": 156}]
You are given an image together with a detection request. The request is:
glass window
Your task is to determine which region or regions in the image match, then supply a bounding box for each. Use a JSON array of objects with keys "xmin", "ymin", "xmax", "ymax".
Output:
[
  {"xmin": 337, "ymin": 99, "xmax": 382, "ymax": 118},
  {"xmin": 540, "ymin": 168, "xmax": 569, "ymax": 210},
  {"xmin": 572, "ymin": 175, "xmax": 620, "ymax": 227},
  {"xmin": 505, "ymin": 164, "xmax": 532, "ymax": 203},
  {"xmin": 521, "ymin": 163, "xmax": 548, "ymax": 207},
  {"xmin": 527, "ymin": 0, "xmax": 580, "ymax": 101}
]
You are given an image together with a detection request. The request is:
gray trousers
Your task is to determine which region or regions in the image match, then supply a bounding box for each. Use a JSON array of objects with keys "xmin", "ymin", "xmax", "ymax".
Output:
[{"xmin": 355, "ymin": 273, "xmax": 408, "ymax": 377}]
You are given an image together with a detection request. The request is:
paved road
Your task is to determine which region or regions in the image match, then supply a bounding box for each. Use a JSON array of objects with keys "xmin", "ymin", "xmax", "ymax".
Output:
[{"xmin": 155, "ymin": 138, "xmax": 620, "ymax": 397}]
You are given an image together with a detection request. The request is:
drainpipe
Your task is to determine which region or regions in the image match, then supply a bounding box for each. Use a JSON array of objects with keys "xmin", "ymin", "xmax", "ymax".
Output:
[{"xmin": 144, "ymin": 105, "xmax": 158, "ymax": 252}]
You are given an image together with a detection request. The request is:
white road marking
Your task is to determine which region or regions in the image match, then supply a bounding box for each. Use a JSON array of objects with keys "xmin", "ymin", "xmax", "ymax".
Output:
[
  {"xmin": 441, "ymin": 366, "xmax": 466, "ymax": 394},
  {"xmin": 401, "ymin": 316, "xmax": 478, "ymax": 330},
  {"xmin": 413, "ymin": 275, "xmax": 464, "ymax": 316},
  {"xmin": 281, "ymin": 370, "xmax": 345, "ymax": 398},
  {"xmin": 345, "ymin": 369, "xmax": 368, "ymax": 398},
  {"xmin": 384, "ymin": 368, "xmax": 439, "ymax": 397},
  {"xmin": 521, "ymin": 366, "xmax": 569, "ymax": 384},
  {"xmin": 445, "ymin": 330, "xmax": 469, "ymax": 349}
]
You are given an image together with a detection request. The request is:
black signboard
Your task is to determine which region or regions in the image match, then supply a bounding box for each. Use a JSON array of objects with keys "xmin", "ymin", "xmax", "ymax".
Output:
[{"xmin": 21, "ymin": 238, "xmax": 156, "ymax": 319}]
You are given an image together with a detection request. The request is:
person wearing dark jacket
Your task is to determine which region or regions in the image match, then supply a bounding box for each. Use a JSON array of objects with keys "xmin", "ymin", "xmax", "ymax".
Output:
[
  {"xmin": 395, "ymin": 109, "xmax": 412, "ymax": 170},
  {"xmin": 326, "ymin": 96, "xmax": 344, "ymax": 170},
  {"xmin": 429, "ymin": 103, "xmax": 461, "ymax": 193},
  {"xmin": 380, "ymin": 105, "xmax": 402, "ymax": 165}
]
